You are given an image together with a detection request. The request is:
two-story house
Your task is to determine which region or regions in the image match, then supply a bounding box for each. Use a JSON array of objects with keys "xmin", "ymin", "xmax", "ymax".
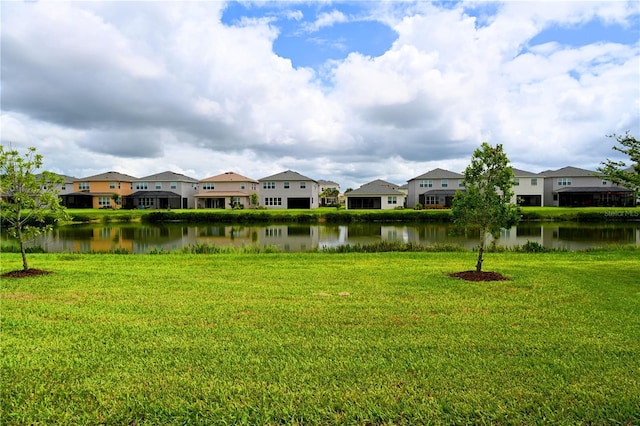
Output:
[
  {"xmin": 344, "ymin": 179, "xmax": 405, "ymax": 210},
  {"xmin": 258, "ymin": 170, "xmax": 319, "ymax": 209},
  {"xmin": 125, "ymin": 171, "xmax": 199, "ymax": 209},
  {"xmin": 63, "ymin": 171, "xmax": 137, "ymax": 209},
  {"xmin": 194, "ymin": 172, "xmax": 259, "ymax": 209},
  {"xmin": 318, "ymin": 180, "xmax": 340, "ymax": 207},
  {"xmin": 406, "ymin": 168, "xmax": 464, "ymax": 208},
  {"xmin": 540, "ymin": 166, "xmax": 634, "ymax": 207},
  {"xmin": 512, "ymin": 168, "xmax": 545, "ymax": 206}
]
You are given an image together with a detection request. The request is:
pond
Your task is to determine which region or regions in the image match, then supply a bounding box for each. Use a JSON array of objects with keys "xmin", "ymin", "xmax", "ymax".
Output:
[{"xmin": 7, "ymin": 222, "xmax": 640, "ymax": 253}]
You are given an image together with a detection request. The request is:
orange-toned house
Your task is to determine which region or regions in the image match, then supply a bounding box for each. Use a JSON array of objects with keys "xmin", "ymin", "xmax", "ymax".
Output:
[{"xmin": 62, "ymin": 171, "xmax": 137, "ymax": 209}]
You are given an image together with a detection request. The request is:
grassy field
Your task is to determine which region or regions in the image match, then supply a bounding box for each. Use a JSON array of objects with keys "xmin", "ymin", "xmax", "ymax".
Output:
[{"xmin": 2, "ymin": 250, "xmax": 639, "ymax": 425}]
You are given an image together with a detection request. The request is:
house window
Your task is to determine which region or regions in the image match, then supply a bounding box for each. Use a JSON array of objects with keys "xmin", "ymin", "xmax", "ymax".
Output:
[
  {"xmin": 300, "ymin": 182, "xmax": 306, "ymax": 189},
  {"xmin": 419, "ymin": 180, "xmax": 433, "ymax": 188},
  {"xmin": 156, "ymin": 182, "xmax": 162, "ymax": 190},
  {"xmin": 263, "ymin": 181, "xmax": 275, "ymax": 189},
  {"xmin": 284, "ymin": 182, "xmax": 290, "ymax": 189},
  {"xmin": 171, "ymin": 182, "xmax": 177, "ymax": 190},
  {"xmin": 602, "ymin": 180, "xmax": 608, "ymax": 185},
  {"xmin": 98, "ymin": 197, "xmax": 111, "ymax": 207},
  {"xmin": 558, "ymin": 178, "xmax": 572, "ymax": 186},
  {"xmin": 441, "ymin": 179, "xmax": 448, "ymax": 188},
  {"xmin": 78, "ymin": 182, "xmax": 90, "ymax": 191},
  {"xmin": 425, "ymin": 196, "xmax": 438, "ymax": 205},
  {"xmin": 251, "ymin": 183, "xmax": 257, "ymax": 190},
  {"xmin": 513, "ymin": 178, "xmax": 520, "ymax": 186},
  {"xmin": 202, "ymin": 183, "xmax": 215, "ymax": 191},
  {"xmin": 61, "ymin": 184, "xmax": 66, "ymax": 191},
  {"xmin": 531, "ymin": 178, "xmax": 538, "ymax": 186},
  {"xmin": 388, "ymin": 196, "xmax": 397, "ymax": 204},
  {"xmin": 241, "ymin": 182, "xmax": 246, "ymax": 190},
  {"xmin": 264, "ymin": 197, "xmax": 282, "ymax": 206},
  {"xmin": 458, "ymin": 180, "xmax": 465, "ymax": 188},
  {"xmin": 110, "ymin": 182, "xmax": 116, "ymax": 189},
  {"xmin": 135, "ymin": 182, "xmax": 149, "ymax": 190}
]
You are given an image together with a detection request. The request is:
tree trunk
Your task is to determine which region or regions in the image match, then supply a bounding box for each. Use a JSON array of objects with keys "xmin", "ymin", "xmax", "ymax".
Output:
[
  {"xmin": 476, "ymin": 232, "xmax": 485, "ymax": 273},
  {"xmin": 17, "ymin": 226, "xmax": 29, "ymax": 271}
]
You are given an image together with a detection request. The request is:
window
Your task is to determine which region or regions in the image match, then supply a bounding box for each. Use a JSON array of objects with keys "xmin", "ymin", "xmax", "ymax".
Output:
[
  {"xmin": 264, "ymin": 197, "xmax": 282, "ymax": 206},
  {"xmin": 388, "ymin": 196, "xmax": 397, "ymax": 204},
  {"xmin": 441, "ymin": 179, "xmax": 448, "ymax": 188},
  {"xmin": 170, "ymin": 182, "xmax": 177, "ymax": 190},
  {"xmin": 241, "ymin": 182, "xmax": 246, "ymax": 190},
  {"xmin": 251, "ymin": 183, "xmax": 257, "ymax": 190},
  {"xmin": 425, "ymin": 196, "xmax": 438, "ymax": 205},
  {"xmin": 135, "ymin": 182, "xmax": 149, "ymax": 190},
  {"xmin": 78, "ymin": 182, "xmax": 90, "ymax": 191},
  {"xmin": 419, "ymin": 180, "xmax": 433, "ymax": 188},
  {"xmin": 110, "ymin": 182, "xmax": 116, "ymax": 189},
  {"xmin": 138, "ymin": 198, "xmax": 154, "ymax": 207},
  {"xmin": 202, "ymin": 183, "xmax": 215, "ymax": 191},
  {"xmin": 300, "ymin": 182, "xmax": 306, "ymax": 189},
  {"xmin": 458, "ymin": 180, "xmax": 465, "ymax": 188},
  {"xmin": 558, "ymin": 178, "xmax": 572, "ymax": 186},
  {"xmin": 531, "ymin": 178, "xmax": 538, "ymax": 186},
  {"xmin": 61, "ymin": 184, "xmax": 66, "ymax": 190},
  {"xmin": 513, "ymin": 178, "xmax": 520, "ymax": 186},
  {"xmin": 284, "ymin": 182, "xmax": 290, "ymax": 189},
  {"xmin": 156, "ymin": 182, "xmax": 162, "ymax": 190},
  {"xmin": 263, "ymin": 181, "xmax": 275, "ymax": 189},
  {"xmin": 98, "ymin": 197, "xmax": 111, "ymax": 207},
  {"xmin": 602, "ymin": 180, "xmax": 608, "ymax": 185}
]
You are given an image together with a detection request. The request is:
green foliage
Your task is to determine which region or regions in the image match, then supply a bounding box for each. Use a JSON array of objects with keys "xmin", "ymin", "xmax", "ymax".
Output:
[
  {"xmin": 452, "ymin": 142, "xmax": 521, "ymax": 271},
  {"xmin": 0, "ymin": 145, "xmax": 69, "ymax": 270},
  {"xmin": 598, "ymin": 131, "xmax": 640, "ymax": 196}
]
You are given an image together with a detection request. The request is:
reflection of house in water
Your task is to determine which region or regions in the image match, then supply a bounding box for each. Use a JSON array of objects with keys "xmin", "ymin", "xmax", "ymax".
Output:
[{"xmin": 261, "ymin": 225, "xmax": 320, "ymax": 252}]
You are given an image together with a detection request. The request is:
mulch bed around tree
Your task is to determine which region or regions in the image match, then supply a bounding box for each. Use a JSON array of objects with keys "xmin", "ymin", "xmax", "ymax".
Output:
[
  {"xmin": 1, "ymin": 269, "xmax": 53, "ymax": 278},
  {"xmin": 448, "ymin": 271, "xmax": 509, "ymax": 281}
]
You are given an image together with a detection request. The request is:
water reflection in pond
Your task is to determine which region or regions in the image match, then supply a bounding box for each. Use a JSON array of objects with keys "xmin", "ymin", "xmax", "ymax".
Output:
[{"xmin": 8, "ymin": 222, "xmax": 640, "ymax": 253}]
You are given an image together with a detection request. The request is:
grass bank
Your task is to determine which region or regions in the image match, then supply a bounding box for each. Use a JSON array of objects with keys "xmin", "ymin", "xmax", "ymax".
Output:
[
  {"xmin": 2, "ymin": 250, "xmax": 639, "ymax": 425},
  {"xmin": 58, "ymin": 206, "xmax": 640, "ymax": 225}
]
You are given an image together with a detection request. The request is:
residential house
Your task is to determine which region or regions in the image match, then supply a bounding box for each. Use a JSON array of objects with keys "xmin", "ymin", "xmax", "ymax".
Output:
[
  {"xmin": 406, "ymin": 168, "xmax": 464, "ymax": 208},
  {"xmin": 540, "ymin": 166, "xmax": 634, "ymax": 207},
  {"xmin": 124, "ymin": 171, "xmax": 198, "ymax": 209},
  {"xmin": 318, "ymin": 180, "xmax": 340, "ymax": 206},
  {"xmin": 62, "ymin": 171, "xmax": 137, "ymax": 209},
  {"xmin": 194, "ymin": 172, "xmax": 259, "ymax": 209},
  {"xmin": 258, "ymin": 170, "xmax": 319, "ymax": 209},
  {"xmin": 36, "ymin": 173, "xmax": 76, "ymax": 197},
  {"xmin": 512, "ymin": 168, "xmax": 545, "ymax": 206},
  {"xmin": 345, "ymin": 179, "xmax": 405, "ymax": 210}
]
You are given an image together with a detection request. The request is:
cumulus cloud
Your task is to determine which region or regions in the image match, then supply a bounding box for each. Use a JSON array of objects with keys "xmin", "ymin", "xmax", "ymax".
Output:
[{"xmin": 1, "ymin": 1, "xmax": 638, "ymax": 189}]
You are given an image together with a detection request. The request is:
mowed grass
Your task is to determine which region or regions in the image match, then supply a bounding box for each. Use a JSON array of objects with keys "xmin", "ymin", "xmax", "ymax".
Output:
[{"xmin": 2, "ymin": 251, "xmax": 639, "ymax": 425}]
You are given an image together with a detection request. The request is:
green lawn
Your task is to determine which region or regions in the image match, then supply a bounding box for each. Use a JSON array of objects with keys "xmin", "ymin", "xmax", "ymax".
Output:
[{"xmin": 2, "ymin": 250, "xmax": 639, "ymax": 425}]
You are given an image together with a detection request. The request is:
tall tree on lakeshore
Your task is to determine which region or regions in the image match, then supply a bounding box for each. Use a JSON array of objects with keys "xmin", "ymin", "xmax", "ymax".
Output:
[
  {"xmin": 597, "ymin": 132, "xmax": 639, "ymax": 200},
  {"xmin": 451, "ymin": 142, "xmax": 520, "ymax": 273},
  {"xmin": 0, "ymin": 145, "xmax": 69, "ymax": 271}
]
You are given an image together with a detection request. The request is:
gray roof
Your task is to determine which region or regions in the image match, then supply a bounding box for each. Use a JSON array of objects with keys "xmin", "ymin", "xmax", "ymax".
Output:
[
  {"xmin": 347, "ymin": 180, "xmax": 404, "ymax": 196},
  {"xmin": 511, "ymin": 168, "xmax": 538, "ymax": 177},
  {"xmin": 538, "ymin": 166, "xmax": 597, "ymax": 177},
  {"xmin": 259, "ymin": 170, "xmax": 316, "ymax": 182},
  {"xmin": 129, "ymin": 190, "xmax": 182, "ymax": 198},
  {"xmin": 79, "ymin": 171, "xmax": 138, "ymax": 181},
  {"xmin": 138, "ymin": 171, "xmax": 198, "ymax": 182},
  {"xmin": 36, "ymin": 173, "xmax": 76, "ymax": 182},
  {"xmin": 556, "ymin": 186, "xmax": 632, "ymax": 193},
  {"xmin": 409, "ymin": 168, "xmax": 463, "ymax": 181},
  {"xmin": 318, "ymin": 180, "xmax": 340, "ymax": 187},
  {"xmin": 421, "ymin": 189, "xmax": 464, "ymax": 196}
]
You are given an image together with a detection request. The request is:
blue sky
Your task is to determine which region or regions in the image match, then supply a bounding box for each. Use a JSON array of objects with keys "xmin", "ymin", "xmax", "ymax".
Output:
[{"xmin": 1, "ymin": 1, "xmax": 639, "ymax": 190}]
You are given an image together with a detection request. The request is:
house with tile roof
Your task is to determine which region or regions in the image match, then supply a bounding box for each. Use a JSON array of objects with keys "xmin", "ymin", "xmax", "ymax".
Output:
[
  {"xmin": 62, "ymin": 171, "xmax": 137, "ymax": 209},
  {"xmin": 540, "ymin": 166, "xmax": 634, "ymax": 207},
  {"xmin": 194, "ymin": 171, "xmax": 259, "ymax": 209},
  {"xmin": 125, "ymin": 171, "xmax": 199, "ymax": 209},
  {"xmin": 258, "ymin": 170, "xmax": 319, "ymax": 209},
  {"xmin": 345, "ymin": 179, "xmax": 405, "ymax": 210},
  {"xmin": 406, "ymin": 168, "xmax": 464, "ymax": 208}
]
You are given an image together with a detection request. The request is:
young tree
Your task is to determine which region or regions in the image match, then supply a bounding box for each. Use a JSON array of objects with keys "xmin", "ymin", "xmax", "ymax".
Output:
[
  {"xmin": 0, "ymin": 145, "xmax": 69, "ymax": 271},
  {"xmin": 452, "ymin": 142, "xmax": 520, "ymax": 273},
  {"xmin": 597, "ymin": 132, "xmax": 639, "ymax": 198}
]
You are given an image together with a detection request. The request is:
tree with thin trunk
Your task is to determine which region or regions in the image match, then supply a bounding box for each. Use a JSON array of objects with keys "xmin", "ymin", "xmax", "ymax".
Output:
[
  {"xmin": 451, "ymin": 142, "xmax": 520, "ymax": 273},
  {"xmin": 0, "ymin": 145, "xmax": 69, "ymax": 271},
  {"xmin": 597, "ymin": 131, "xmax": 639, "ymax": 201}
]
